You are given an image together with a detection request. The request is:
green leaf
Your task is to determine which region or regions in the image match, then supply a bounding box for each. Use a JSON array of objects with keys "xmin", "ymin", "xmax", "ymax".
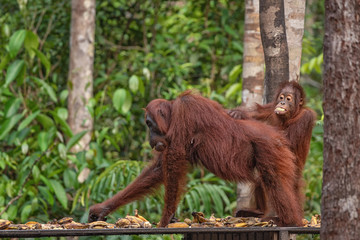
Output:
[
  {"xmin": 16, "ymin": 61, "xmax": 26, "ymax": 86},
  {"xmin": 66, "ymin": 130, "xmax": 88, "ymax": 151},
  {"xmin": 309, "ymin": 58, "xmax": 316, "ymax": 71},
  {"xmin": 4, "ymin": 98, "xmax": 21, "ymax": 118},
  {"xmin": 56, "ymin": 108, "xmax": 68, "ymax": 121},
  {"xmin": 229, "ymin": 64, "xmax": 242, "ymax": 82},
  {"xmin": 64, "ymin": 169, "xmax": 77, "ymax": 189},
  {"xmin": 195, "ymin": 185, "xmax": 211, "ymax": 212},
  {"xmin": 138, "ymin": 77, "xmax": 145, "ymax": 97},
  {"xmin": 0, "ymin": 54, "xmax": 10, "ymax": 71},
  {"xmin": 36, "ymin": 113, "xmax": 55, "ymax": 129},
  {"xmin": 129, "ymin": 75, "xmax": 139, "ymax": 93},
  {"xmin": 9, "ymin": 29, "xmax": 26, "ymax": 58},
  {"xmin": 31, "ymin": 77, "xmax": 57, "ymax": 102},
  {"xmin": 122, "ymin": 90, "xmax": 132, "ymax": 114},
  {"xmin": 21, "ymin": 142, "xmax": 29, "ymax": 154},
  {"xmin": 71, "ymin": 187, "xmax": 85, "ymax": 213},
  {"xmin": 60, "ymin": 90, "xmax": 69, "ymax": 105},
  {"xmin": 58, "ymin": 143, "xmax": 67, "ymax": 160},
  {"xmin": 113, "ymin": 88, "xmax": 126, "ymax": 112},
  {"xmin": 50, "ymin": 111, "xmax": 73, "ymax": 137},
  {"xmin": 5, "ymin": 60, "xmax": 25, "ymax": 87},
  {"xmin": 85, "ymin": 149, "xmax": 95, "ymax": 160},
  {"xmin": 34, "ymin": 49, "xmax": 51, "ymax": 78},
  {"xmin": 20, "ymin": 205, "xmax": 32, "ymax": 223},
  {"xmin": 24, "ymin": 30, "xmax": 39, "ymax": 59},
  {"xmin": 224, "ymin": 24, "xmax": 238, "ymax": 38},
  {"xmin": 2, "ymin": 24, "xmax": 10, "ymax": 38},
  {"xmin": 38, "ymin": 186, "xmax": 54, "ymax": 205},
  {"xmin": 206, "ymin": 184, "xmax": 224, "ymax": 215},
  {"xmin": 113, "ymin": 88, "xmax": 132, "ymax": 114},
  {"xmin": 38, "ymin": 131, "xmax": 48, "ymax": 152},
  {"xmin": 40, "ymin": 175, "xmax": 52, "ymax": 189},
  {"xmin": 184, "ymin": 194, "xmax": 194, "ymax": 212},
  {"xmin": 142, "ymin": 67, "xmax": 151, "ymax": 81},
  {"xmin": 18, "ymin": 110, "xmax": 41, "ymax": 131},
  {"xmin": 50, "ymin": 179, "xmax": 68, "ymax": 210},
  {"xmin": 0, "ymin": 113, "xmax": 23, "ymax": 140},
  {"xmin": 189, "ymin": 189, "xmax": 201, "ymax": 212},
  {"xmin": 180, "ymin": 62, "xmax": 193, "ymax": 69},
  {"xmin": 7, "ymin": 205, "xmax": 18, "ymax": 220},
  {"xmin": 225, "ymin": 83, "xmax": 242, "ymax": 99},
  {"xmin": 32, "ymin": 165, "xmax": 40, "ymax": 183}
]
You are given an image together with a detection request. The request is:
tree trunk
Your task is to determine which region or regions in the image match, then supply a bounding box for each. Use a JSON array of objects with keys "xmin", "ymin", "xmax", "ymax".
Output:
[
  {"xmin": 322, "ymin": 0, "xmax": 360, "ymax": 239},
  {"xmin": 241, "ymin": 0, "xmax": 265, "ymax": 107},
  {"xmin": 259, "ymin": 0, "xmax": 289, "ymax": 103},
  {"xmin": 284, "ymin": 0, "xmax": 306, "ymax": 82},
  {"xmin": 236, "ymin": 0, "xmax": 264, "ymax": 211},
  {"xmin": 68, "ymin": 0, "xmax": 95, "ymax": 152}
]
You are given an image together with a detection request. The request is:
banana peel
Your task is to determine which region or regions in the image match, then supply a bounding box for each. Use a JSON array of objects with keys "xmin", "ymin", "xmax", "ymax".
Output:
[
  {"xmin": 0, "ymin": 219, "xmax": 12, "ymax": 230},
  {"xmin": 167, "ymin": 222, "xmax": 189, "ymax": 228},
  {"xmin": 134, "ymin": 209, "xmax": 149, "ymax": 222}
]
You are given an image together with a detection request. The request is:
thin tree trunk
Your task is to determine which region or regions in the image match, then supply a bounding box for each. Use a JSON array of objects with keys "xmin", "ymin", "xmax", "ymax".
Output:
[
  {"xmin": 284, "ymin": 0, "xmax": 306, "ymax": 82},
  {"xmin": 241, "ymin": 0, "xmax": 264, "ymax": 107},
  {"xmin": 68, "ymin": 0, "xmax": 95, "ymax": 152},
  {"xmin": 259, "ymin": 0, "xmax": 289, "ymax": 103},
  {"xmin": 236, "ymin": 0, "xmax": 264, "ymax": 211},
  {"xmin": 322, "ymin": 0, "xmax": 360, "ymax": 239}
]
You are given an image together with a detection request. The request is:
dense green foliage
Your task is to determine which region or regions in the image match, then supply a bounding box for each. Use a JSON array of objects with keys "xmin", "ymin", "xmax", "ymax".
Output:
[{"xmin": 0, "ymin": 0, "xmax": 323, "ymax": 229}]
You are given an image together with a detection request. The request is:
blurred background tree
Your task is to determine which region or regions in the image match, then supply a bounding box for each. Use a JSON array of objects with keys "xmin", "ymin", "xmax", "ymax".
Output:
[{"xmin": 0, "ymin": 0, "xmax": 323, "ymax": 232}]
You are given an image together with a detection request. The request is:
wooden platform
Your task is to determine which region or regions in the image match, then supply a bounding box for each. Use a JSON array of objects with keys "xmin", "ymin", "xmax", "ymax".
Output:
[{"xmin": 0, "ymin": 227, "xmax": 320, "ymax": 239}]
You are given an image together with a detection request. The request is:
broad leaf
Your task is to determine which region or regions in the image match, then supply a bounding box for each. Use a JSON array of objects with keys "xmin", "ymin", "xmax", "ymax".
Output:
[
  {"xmin": 50, "ymin": 180, "xmax": 68, "ymax": 210},
  {"xmin": 64, "ymin": 169, "xmax": 77, "ymax": 189},
  {"xmin": 38, "ymin": 131, "xmax": 49, "ymax": 152},
  {"xmin": 34, "ymin": 49, "xmax": 51, "ymax": 78},
  {"xmin": 31, "ymin": 77, "xmax": 57, "ymax": 102},
  {"xmin": 58, "ymin": 143, "xmax": 67, "ymax": 160},
  {"xmin": 129, "ymin": 75, "xmax": 139, "ymax": 93},
  {"xmin": 5, "ymin": 60, "xmax": 25, "ymax": 87},
  {"xmin": 18, "ymin": 110, "xmax": 41, "ymax": 131},
  {"xmin": 36, "ymin": 113, "xmax": 55, "ymax": 129},
  {"xmin": 229, "ymin": 64, "xmax": 242, "ymax": 82},
  {"xmin": 0, "ymin": 54, "xmax": 10, "ymax": 72},
  {"xmin": 9, "ymin": 30, "xmax": 26, "ymax": 58},
  {"xmin": 50, "ymin": 111, "xmax": 73, "ymax": 137},
  {"xmin": 66, "ymin": 130, "xmax": 88, "ymax": 151},
  {"xmin": 21, "ymin": 142, "xmax": 29, "ymax": 154},
  {"xmin": 56, "ymin": 108, "xmax": 68, "ymax": 121},
  {"xmin": 7, "ymin": 205, "xmax": 17, "ymax": 220},
  {"xmin": 24, "ymin": 30, "xmax": 39, "ymax": 59},
  {"xmin": 60, "ymin": 90, "xmax": 68, "ymax": 105},
  {"xmin": 112, "ymin": 88, "xmax": 133, "ymax": 114},
  {"xmin": 32, "ymin": 165, "xmax": 40, "ymax": 183},
  {"xmin": 122, "ymin": 90, "xmax": 132, "ymax": 114},
  {"xmin": 20, "ymin": 205, "xmax": 32, "ymax": 223},
  {"xmin": 38, "ymin": 186, "xmax": 54, "ymax": 206},
  {"xmin": 112, "ymin": 88, "xmax": 126, "ymax": 112},
  {"xmin": 142, "ymin": 67, "xmax": 150, "ymax": 81},
  {"xmin": 4, "ymin": 98, "xmax": 21, "ymax": 118},
  {"xmin": 0, "ymin": 113, "xmax": 23, "ymax": 140},
  {"xmin": 225, "ymin": 83, "xmax": 241, "ymax": 99}
]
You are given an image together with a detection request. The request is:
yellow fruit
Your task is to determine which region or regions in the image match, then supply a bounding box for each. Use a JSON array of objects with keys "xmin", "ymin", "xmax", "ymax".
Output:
[
  {"xmin": 234, "ymin": 222, "xmax": 248, "ymax": 228},
  {"xmin": 116, "ymin": 218, "xmax": 131, "ymax": 227},
  {"xmin": 134, "ymin": 209, "xmax": 149, "ymax": 222},
  {"xmin": 0, "ymin": 219, "xmax": 12, "ymax": 230},
  {"xmin": 167, "ymin": 222, "xmax": 189, "ymax": 228}
]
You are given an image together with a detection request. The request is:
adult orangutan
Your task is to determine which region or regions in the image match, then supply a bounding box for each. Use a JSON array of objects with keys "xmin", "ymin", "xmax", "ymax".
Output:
[
  {"xmin": 88, "ymin": 91, "xmax": 303, "ymax": 227},
  {"xmin": 229, "ymin": 81, "xmax": 316, "ymax": 217}
]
